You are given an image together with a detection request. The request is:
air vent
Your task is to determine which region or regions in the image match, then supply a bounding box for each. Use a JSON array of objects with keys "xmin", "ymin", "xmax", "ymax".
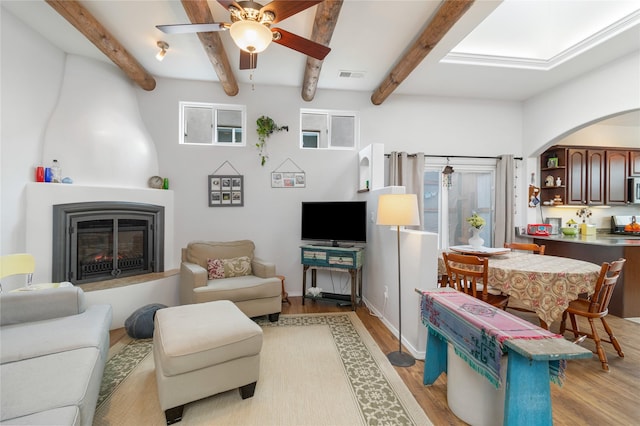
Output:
[{"xmin": 339, "ymin": 70, "xmax": 365, "ymax": 79}]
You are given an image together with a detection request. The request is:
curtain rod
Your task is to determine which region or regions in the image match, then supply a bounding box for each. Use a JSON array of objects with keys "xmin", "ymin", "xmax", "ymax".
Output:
[{"xmin": 384, "ymin": 153, "xmax": 523, "ymax": 160}]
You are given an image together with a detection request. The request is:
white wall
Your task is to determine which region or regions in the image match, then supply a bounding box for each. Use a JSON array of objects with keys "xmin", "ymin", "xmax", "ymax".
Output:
[
  {"xmin": 523, "ymin": 51, "xmax": 640, "ymax": 159},
  {"xmin": 134, "ymin": 77, "xmax": 523, "ymax": 298},
  {"xmin": 43, "ymin": 55, "xmax": 159, "ymax": 187},
  {"xmin": 360, "ymin": 187, "xmax": 439, "ymax": 360},
  {"xmin": 1, "ymin": 9, "xmax": 66, "ymax": 253},
  {"xmin": 521, "ymin": 51, "xmax": 640, "ymax": 226}
]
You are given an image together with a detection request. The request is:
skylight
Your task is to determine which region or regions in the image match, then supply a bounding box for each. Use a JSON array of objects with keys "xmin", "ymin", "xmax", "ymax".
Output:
[{"xmin": 444, "ymin": 0, "xmax": 640, "ymax": 69}]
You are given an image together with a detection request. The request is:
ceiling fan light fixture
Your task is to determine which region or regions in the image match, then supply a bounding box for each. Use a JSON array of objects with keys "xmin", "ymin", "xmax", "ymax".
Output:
[
  {"xmin": 230, "ymin": 20, "xmax": 272, "ymax": 53},
  {"xmin": 156, "ymin": 41, "xmax": 169, "ymax": 61}
]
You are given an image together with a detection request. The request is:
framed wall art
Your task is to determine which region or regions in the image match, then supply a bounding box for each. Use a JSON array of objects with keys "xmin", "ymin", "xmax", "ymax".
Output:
[
  {"xmin": 209, "ymin": 175, "xmax": 243, "ymax": 206},
  {"xmin": 271, "ymin": 157, "xmax": 305, "ymax": 188},
  {"xmin": 209, "ymin": 161, "xmax": 244, "ymax": 207}
]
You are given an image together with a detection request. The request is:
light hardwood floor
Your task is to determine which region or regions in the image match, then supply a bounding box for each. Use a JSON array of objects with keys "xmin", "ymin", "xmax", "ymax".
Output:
[{"xmin": 110, "ymin": 297, "xmax": 640, "ymax": 425}]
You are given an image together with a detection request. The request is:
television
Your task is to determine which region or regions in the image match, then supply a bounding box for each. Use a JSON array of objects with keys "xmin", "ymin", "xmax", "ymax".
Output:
[{"xmin": 301, "ymin": 201, "xmax": 367, "ymax": 247}]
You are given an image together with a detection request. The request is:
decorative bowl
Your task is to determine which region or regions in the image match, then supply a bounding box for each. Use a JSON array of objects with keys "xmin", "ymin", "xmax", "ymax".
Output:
[{"xmin": 561, "ymin": 227, "xmax": 578, "ymax": 236}]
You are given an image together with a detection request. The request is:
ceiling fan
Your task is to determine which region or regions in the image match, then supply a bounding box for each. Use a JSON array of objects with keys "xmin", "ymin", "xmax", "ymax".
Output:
[{"xmin": 157, "ymin": 0, "xmax": 331, "ymax": 70}]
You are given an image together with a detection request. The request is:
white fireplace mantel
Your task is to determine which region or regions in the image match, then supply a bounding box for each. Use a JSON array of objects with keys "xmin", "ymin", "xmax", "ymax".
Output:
[{"xmin": 25, "ymin": 183, "xmax": 176, "ymax": 284}]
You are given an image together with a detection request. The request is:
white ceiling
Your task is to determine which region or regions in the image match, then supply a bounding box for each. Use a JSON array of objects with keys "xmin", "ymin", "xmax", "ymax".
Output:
[{"xmin": 2, "ymin": 0, "xmax": 639, "ymax": 105}]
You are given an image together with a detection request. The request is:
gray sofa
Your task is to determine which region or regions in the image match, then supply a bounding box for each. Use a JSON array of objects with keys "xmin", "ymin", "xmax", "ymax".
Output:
[
  {"xmin": 179, "ymin": 240, "xmax": 281, "ymax": 321},
  {"xmin": 0, "ymin": 287, "xmax": 112, "ymax": 425}
]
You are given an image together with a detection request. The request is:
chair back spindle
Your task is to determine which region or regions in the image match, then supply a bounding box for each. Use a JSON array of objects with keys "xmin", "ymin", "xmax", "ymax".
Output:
[
  {"xmin": 442, "ymin": 252, "xmax": 488, "ymax": 301},
  {"xmin": 588, "ymin": 259, "xmax": 625, "ymax": 314},
  {"xmin": 503, "ymin": 242, "xmax": 545, "ymax": 255}
]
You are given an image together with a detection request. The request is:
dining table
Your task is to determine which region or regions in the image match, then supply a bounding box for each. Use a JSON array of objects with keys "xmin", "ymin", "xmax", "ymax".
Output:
[{"xmin": 438, "ymin": 248, "xmax": 602, "ymax": 326}]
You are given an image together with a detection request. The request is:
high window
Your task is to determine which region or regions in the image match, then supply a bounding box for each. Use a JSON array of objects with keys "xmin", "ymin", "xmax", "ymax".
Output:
[
  {"xmin": 300, "ymin": 109, "xmax": 359, "ymax": 150},
  {"xmin": 179, "ymin": 102, "xmax": 246, "ymax": 146}
]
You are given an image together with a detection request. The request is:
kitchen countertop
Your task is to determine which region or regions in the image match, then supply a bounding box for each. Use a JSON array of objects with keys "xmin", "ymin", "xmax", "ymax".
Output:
[{"xmin": 522, "ymin": 233, "xmax": 640, "ymax": 246}]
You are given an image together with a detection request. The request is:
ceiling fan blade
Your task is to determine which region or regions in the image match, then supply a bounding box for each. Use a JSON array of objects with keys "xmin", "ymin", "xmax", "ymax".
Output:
[
  {"xmin": 239, "ymin": 50, "xmax": 258, "ymax": 70},
  {"xmin": 272, "ymin": 28, "xmax": 330, "ymax": 60},
  {"xmin": 156, "ymin": 23, "xmax": 227, "ymax": 34},
  {"xmin": 262, "ymin": 1, "xmax": 323, "ymax": 24},
  {"xmin": 217, "ymin": 0, "xmax": 243, "ymax": 11}
]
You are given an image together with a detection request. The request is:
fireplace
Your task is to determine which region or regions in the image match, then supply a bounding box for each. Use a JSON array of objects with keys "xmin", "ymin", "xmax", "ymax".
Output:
[{"xmin": 52, "ymin": 202, "xmax": 164, "ymax": 284}]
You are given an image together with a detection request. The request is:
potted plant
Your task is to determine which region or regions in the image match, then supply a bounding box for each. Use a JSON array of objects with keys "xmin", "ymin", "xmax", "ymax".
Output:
[
  {"xmin": 256, "ymin": 116, "xmax": 288, "ymax": 166},
  {"xmin": 466, "ymin": 212, "xmax": 486, "ymax": 248}
]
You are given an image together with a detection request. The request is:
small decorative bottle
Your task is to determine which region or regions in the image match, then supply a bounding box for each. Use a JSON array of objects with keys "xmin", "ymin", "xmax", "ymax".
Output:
[
  {"xmin": 556, "ymin": 176, "xmax": 562, "ymax": 186},
  {"xmin": 51, "ymin": 159, "xmax": 62, "ymax": 183}
]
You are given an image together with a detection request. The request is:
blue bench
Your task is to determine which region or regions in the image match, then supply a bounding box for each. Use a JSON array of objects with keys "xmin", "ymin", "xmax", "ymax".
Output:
[{"xmin": 420, "ymin": 288, "xmax": 592, "ymax": 425}]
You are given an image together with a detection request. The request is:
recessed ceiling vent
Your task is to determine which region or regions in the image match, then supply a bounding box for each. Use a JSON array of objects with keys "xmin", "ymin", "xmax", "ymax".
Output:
[{"xmin": 339, "ymin": 70, "xmax": 365, "ymax": 79}]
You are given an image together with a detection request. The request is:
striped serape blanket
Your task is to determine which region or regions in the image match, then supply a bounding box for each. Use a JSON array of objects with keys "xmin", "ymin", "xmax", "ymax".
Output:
[{"xmin": 420, "ymin": 290, "xmax": 566, "ymax": 388}]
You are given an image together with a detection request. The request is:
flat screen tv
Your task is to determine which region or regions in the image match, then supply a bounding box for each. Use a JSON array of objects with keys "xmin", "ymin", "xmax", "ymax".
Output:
[{"xmin": 301, "ymin": 201, "xmax": 367, "ymax": 247}]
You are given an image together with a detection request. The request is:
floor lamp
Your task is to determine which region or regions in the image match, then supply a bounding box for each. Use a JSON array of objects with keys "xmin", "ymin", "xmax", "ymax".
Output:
[{"xmin": 376, "ymin": 193, "xmax": 420, "ymax": 367}]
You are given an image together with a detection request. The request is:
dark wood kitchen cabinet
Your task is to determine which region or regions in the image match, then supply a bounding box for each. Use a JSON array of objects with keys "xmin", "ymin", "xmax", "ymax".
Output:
[
  {"xmin": 541, "ymin": 145, "xmax": 636, "ymax": 206},
  {"xmin": 606, "ymin": 150, "xmax": 629, "ymax": 204},
  {"xmin": 566, "ymin": 148, "xmax": 604, "ymax": 205},
  {"xmin": 631, "ymin": 150, "xmax": 640, "ymax": 176},
  {"xmin": 539, "ymin": 148, "xmax": 567, "ymax": 204}
]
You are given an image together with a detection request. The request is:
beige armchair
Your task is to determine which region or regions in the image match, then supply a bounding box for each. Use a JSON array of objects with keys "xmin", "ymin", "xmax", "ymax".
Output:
[{"xmin": 179, "ymin": 240, "xmax": 281, "ymax": 321}]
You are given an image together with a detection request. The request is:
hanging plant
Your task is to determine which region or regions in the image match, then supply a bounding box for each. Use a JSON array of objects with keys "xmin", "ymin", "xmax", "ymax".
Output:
[{"xmin": 256, "ymin": 115, "xmax": 288, "ymax": 166}]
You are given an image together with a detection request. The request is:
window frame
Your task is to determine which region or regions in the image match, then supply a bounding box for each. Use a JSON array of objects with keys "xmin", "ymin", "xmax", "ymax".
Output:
[
  {"xmin": 423, "ymin": 157, "xmax": 497, "ymax": 250},
  {"xmin": 179, "ymin": 101, "xmax": 246, "ymax": 147},
  {"xmin": 299, "ymin": 108, "xmax": 359, "ymax": 150}
]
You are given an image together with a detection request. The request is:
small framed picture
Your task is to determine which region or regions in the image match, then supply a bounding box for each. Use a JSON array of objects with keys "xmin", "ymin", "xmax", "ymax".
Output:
[
  {"xmin": 210, "ymin": 177, "xmax": 220, "ymax": 191},
  {"xmin": 545, "ymin": 217, "xmax": 562, "ymax": 235},
  {"xmin": 209, "ymin": 174, "xmax": 243, "ymax": 207},
  {"xmin": 272, "ymin": 171, "xmax": 305, "ymax": 188}
]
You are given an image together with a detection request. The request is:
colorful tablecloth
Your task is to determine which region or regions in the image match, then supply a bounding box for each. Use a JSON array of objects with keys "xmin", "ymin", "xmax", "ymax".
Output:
[
  {"xmin": 438, "ymin": 251, "xmax": 601, "ymax": 325},
  {"xmin": 420, "ymin": 290, "xmax": 566, "ymax": 388}
]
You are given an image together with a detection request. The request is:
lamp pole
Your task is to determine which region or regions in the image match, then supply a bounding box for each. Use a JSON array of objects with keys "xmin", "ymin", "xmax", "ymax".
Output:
[{"xmin": 387, "ymin": 223, "xmax": 415, "ymax": 367}]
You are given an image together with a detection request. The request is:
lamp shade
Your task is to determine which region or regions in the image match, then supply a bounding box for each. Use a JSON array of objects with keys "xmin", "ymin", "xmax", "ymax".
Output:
[
  {"xmin": 229, "ymin": 20, "xmax": 273, "ymax": 53},
  {"xmin": 376, "ymin": 194, "xmax": 420, "ymax": 226}
]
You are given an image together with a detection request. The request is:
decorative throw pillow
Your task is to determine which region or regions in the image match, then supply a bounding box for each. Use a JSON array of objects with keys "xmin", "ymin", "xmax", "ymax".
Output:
[
  {"xmin": 222, "ymin": 256, "xmax": 253, "ymax": 277},
  {"xmin": 207, "ymin": 258, "xmax": 225, "ymax": 279}
]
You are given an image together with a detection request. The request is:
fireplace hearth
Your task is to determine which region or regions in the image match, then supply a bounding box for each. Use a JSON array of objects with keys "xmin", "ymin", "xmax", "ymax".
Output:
[{"xmin": 52, "ymin": 202, "xmax": 164, "ymax": 284}]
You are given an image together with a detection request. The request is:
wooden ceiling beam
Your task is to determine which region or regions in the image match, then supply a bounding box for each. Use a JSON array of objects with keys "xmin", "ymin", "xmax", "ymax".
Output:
[
  {"xmin": 301, "ymin": 0, "xmax": 344, "ymax": 102},
  {"xmin": 181, "ymin": 0, "xmax": 238, "ymax": 97},
  {"xmin": 371, "ymin": 0, "xmax": 474, "ymax": 105},
  {"xmin": 46, "ymin": 0, "xmax": 156, "ymax": 91}
]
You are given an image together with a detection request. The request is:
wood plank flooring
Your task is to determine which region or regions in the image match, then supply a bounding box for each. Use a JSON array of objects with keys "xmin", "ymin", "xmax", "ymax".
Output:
[{"xmin": 110, "ymin": 297, "xmax": 640, "ymax": 425}]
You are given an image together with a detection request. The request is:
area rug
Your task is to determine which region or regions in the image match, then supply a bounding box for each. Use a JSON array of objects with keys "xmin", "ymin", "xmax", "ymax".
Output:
[{"xmin": 93, "ymin": 312, "xmax": 432, "ymax": 426}]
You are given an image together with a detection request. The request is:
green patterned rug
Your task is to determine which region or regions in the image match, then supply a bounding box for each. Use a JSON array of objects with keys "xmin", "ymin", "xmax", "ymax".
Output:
[
  {"xmin": 94, "ymin": 312, "xmax": 431, "ymax": 426},
  {"xmin": 97, "ymin": 337, "xmax": 153, "ymax": 407}
]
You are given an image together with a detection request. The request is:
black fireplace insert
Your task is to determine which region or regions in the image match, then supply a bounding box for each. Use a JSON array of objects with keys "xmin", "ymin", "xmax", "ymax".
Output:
[{"xmin": 52, "ymin": 202, "xmax": 164, "ymax": 284}]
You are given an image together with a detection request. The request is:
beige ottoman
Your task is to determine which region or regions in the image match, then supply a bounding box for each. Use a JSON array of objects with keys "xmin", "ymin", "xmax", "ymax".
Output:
[{"xmin": 153, "ymin": 300, "xmax": 263, "ymax": 424}]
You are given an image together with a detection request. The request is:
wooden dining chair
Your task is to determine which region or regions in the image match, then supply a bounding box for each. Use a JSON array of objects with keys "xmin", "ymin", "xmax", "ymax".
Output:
[
  {"xmin": 503, "ymin": 242, "xmax": 546, "ymax": 255},
  {"xmin": 559, "ymin": 258, "xmax": 626, "ymax": 371},
  {"xmin": 442, "ymin": 252, "xmax": 509, "ymax": 309}
]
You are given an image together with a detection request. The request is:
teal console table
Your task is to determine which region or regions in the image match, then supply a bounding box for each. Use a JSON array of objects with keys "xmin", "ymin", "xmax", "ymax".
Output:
[{"xmin": 300, "ymin": 245, "xmax": 364, "ymax": 310}]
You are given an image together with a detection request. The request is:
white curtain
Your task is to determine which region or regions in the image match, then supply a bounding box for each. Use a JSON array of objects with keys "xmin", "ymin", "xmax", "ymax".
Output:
[
  {"xmin": 388, "ymin": 151, "xmax": 425, "ymax": 230},
  {"xmin": 495, "ymin": 155, "xmax": 515, "ymax": 246}
]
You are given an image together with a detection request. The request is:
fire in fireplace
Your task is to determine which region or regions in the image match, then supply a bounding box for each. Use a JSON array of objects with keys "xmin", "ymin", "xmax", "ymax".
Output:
[{"xmin": 52, "ymin": 202, "xmax": 164, "ymax": 284}]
